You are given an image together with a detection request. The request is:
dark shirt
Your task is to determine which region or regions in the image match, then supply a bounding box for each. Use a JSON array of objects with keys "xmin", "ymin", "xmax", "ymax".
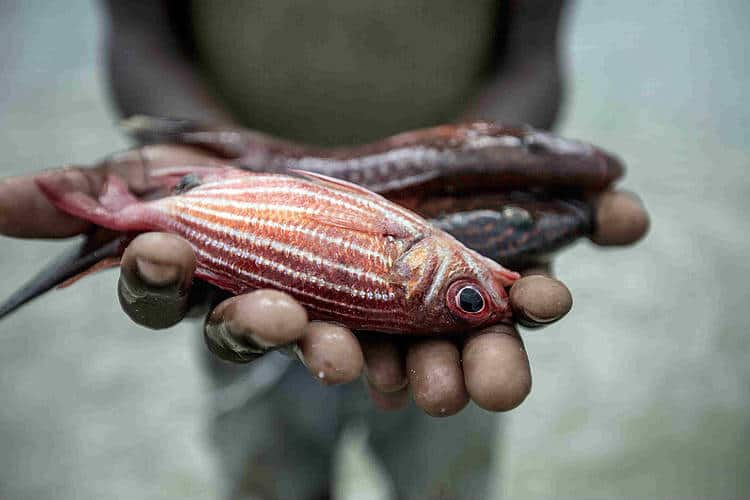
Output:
[{"xmin": 186, "ymin": 0, "xmax": 506, "ymax": 145}]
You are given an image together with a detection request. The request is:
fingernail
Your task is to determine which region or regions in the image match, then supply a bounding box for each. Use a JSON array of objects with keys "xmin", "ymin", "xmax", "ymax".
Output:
[
  {"xmin": 510, "ymin": 276, "xmax": 572, "ymax": 328},
  {"xmin": 515, "ymin": 311, "xmax": 561, "ymax": 328},
  {"xmin": 514, "ymin": 300, "xmax": 565, "ymax": 327},
  {"xmin": 204, "ymin": 317, "xmax": 266, "ymax": 363},
  {"xmin": 225, "ymin": 317, "xmax": 278, "ymax": 349},
  {"xmin": 135, "ymin": 257, "xmax": 181, "ymax": 287}
]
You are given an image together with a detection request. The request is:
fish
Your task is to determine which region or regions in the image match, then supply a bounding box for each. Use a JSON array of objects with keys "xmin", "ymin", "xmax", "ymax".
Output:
[
  {"xmin": 0, "ymin": 118, "xmax": 617, "ymax": 319},
  {"xmin": 426, "ymin": 193, "xmax": 593, "ymax": 269},
  {"xmin": 127, "ymin": 116, "xmax": 624, "ymax": 195},
  {"xmin": 32, "ymin": 166, "xmax": 520, "ymax": 335}
]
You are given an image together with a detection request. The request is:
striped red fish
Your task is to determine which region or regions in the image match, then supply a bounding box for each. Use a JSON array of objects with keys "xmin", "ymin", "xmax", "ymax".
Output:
[{"xmin": 36, "ymin": 167, "xmax": 519, "ymax": 334}]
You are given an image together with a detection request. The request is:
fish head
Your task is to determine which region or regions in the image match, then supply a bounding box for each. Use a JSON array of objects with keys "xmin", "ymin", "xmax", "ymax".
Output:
[
  {"xmin": 520, "ymin": 127, "xmax": 624, "ymax": 183},
  {"xmin": 460, "ymin": 122, "xmax": 624, "ymax": 191},
  {"xmin": 393, "ymin": 234, "xmax": 518, "ymax": 334}
]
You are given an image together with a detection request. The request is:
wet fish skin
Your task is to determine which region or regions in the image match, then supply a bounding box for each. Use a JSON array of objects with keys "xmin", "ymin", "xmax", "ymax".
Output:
[{"xmin": 34, "ymin": 168, "xmax": 519, "ymax": 335}]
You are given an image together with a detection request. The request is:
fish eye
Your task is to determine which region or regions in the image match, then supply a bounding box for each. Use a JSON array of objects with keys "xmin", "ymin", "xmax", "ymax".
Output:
[
  {"xmin": 446, "ymin": 280, "xmax": 491, "ymax": 324},
  {"xmin": 456, "ymin": 285, "xmax": 485, "ymax": 314}
]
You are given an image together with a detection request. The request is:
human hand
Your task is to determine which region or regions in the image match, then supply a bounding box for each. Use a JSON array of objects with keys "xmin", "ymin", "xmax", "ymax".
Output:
[
  {"xmin": 0, "ymin": 147, "xmax": 648, "ymax": 416},
  {"xmin": 350, "ymin": 189, "xmax": 649, "ymax": 415}
]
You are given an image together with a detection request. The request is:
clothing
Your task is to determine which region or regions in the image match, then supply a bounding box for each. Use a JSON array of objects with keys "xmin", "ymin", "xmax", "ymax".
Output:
[
  {"xmin": 188, "ymin": 0, "xmax": 501, "ymax": 146},
  {"xmin": 206, "ymin": 353, "xmax": 499, "ymax": 500},
  {"xmin": 184, "ymin": 2, "xmax": 505, "ymax": 497}
]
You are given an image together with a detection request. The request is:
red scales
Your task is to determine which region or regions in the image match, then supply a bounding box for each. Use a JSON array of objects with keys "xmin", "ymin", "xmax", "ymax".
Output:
[{"xmin": 36, "ymin": 167, "xmax": 519, "ymax": 335}]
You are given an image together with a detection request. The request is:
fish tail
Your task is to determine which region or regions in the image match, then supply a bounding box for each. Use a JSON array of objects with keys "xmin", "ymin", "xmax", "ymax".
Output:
[
  {"xmin": 0, "ymin": 174, "xmax": 157, "ymax": 319},
  {"xmin": 0, "ymin": 236, "xmax": 126, "ymax": 320},
  {"xmin": 35, "ymin": 173, "xmax": 153, "ymax": 232}
]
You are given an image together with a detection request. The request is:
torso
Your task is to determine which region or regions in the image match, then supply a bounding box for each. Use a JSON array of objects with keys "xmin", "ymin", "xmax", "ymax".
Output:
[{"xmin": 188, "ymin": 0, "xmax": 501, "ymax": 145}]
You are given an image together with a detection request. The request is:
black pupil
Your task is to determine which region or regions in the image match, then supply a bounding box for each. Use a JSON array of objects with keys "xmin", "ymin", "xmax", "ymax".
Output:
[{"xmin": 458, "ymin": 286, "xmax": 484, "ymax": 313}]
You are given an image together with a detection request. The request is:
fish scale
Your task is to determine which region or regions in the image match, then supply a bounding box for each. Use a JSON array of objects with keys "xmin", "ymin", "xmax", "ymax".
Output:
[
  {"xmin": 31, "ymin": 168, "xmax": 517, "ymax": 334},
  {"xmin": 161, "ymin": 180, "xmax": 408, "ymax": 297},
  {"xmin": 0, "ymin": 119, "xmax": 624, "ymax": 322}
]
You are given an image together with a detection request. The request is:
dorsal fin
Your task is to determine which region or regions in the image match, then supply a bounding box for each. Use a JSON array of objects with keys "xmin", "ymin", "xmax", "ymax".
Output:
[
  {"xmin": 290, "ymin": 169, "xmax": 379, "ymax": 198},
  {"xmin": 291, "ymin": 170, "xmax": 418, "ymax": 240}
]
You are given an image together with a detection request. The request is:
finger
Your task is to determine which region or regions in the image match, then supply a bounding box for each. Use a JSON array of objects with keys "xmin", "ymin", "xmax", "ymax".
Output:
[
  {"xmin": 406, "ymin": 339, "xmax": 469, "ymax": 417},
  {"xmin": 297, "ymin": 321, "xmax": 364, "ymax": 385},
  {"xmin": 0, "ymin": 146, "xmax": 224, "ymax": 239},
  {"xmin": 510, "ymin": 274, "xmax": 572, "ymax": 328},
  {"xmin": 463, "ymin": 323, "xmax": 532, "ymax": 412},
  {"xmin": 360, "ymin": 334, "xmax": 408, "ymax": 393},
  {"xmin": 365, "ymin": 381, "xmax": 410, "ymax": 411},
  {"xmin": 103, "ymin": 145, "xmax": 227, "ymax": 194},
  {"xmin": 0, "ymin": 167, "xmax": 107, "ymax": 238},
  {"xmin": 590, "ymin": 190, "xmax": 649, "ymax": 246},
  {"xmin": 118, "ymin": 233, "xmax": 196, "ymax": 329},
  {"xmin": 204, "ymin": 290, "xmax": 309, "ymax": 363}
]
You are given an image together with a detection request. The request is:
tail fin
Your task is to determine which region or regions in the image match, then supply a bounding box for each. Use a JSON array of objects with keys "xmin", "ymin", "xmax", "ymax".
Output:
[
  {"xmin": 0, "ymin": 174, "xmax": 157, "ymax": 320},
  {"xmin": 0, "ymin": 236, "xmax": 124, "ymax": 320},
  {"xmin": 35, "ymin": 172, "xmax": 152, "ymax": 232}
]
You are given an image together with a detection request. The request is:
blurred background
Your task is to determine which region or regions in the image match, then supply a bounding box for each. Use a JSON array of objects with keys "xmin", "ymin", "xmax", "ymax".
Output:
[{"xmin": 0, "ymin": 1, "xmax": 748, "ymax": 499}]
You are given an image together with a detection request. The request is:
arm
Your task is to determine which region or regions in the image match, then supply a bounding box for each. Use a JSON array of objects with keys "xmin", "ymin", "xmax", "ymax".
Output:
[
  {"xmin": 464, "ymin": 0, "xmax": 566, "ymax": 129},
  {"xmin": 102, "ymin": 0, "xmax": 236, "ymax": 125},
  {"xmin": 0, "ymin": 0, "xmax": 644, "ymax": 417}
]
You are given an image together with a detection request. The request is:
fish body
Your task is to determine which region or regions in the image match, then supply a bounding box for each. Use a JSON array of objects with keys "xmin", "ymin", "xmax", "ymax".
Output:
[
  {"xmin": 0, "ymin": 118, "xmax": 616, "ymax": 320},
  {"xmin": 36, "ymin": 168, "xmax": 518, "ymax": 334},
  {"xmin": 128, "ymin": 117, "xmax": 624, "ymax": 195}
]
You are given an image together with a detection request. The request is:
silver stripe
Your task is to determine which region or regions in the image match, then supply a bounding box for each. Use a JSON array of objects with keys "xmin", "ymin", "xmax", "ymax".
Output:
[
  {"xmin": 190, "ymin": 245, "xmax": 401, "ymax": 316},
  {"xmin": 170, "ymin": 220, "xmax": 397, "ymax": 304},
  {"xmin": 170, "ymin": 197, "xmax": 320, "ymax": 217},
  {"xmin": 161, "ymin": 202, "xmax": 393, "ymax": 267},
  {"xmin": 173, "ymin": 210, "xmax": 389, "ymax": 287},
  {"xmin": 186, "ymin": 183, "xmax": 423, "ymax": 236}
]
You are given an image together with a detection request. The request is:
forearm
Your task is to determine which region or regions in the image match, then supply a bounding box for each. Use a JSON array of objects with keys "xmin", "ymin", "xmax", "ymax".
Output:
[
  {"xmin": 102, "ymin": 0, "xmax": 236, "ymax": 125},
  {"xmin": 464, "ymin": 54, "xmax": 562, "ymax": 129},
  {"xmin": 463, "ymin": 0, "xmax": 567, "ymax": 129}
]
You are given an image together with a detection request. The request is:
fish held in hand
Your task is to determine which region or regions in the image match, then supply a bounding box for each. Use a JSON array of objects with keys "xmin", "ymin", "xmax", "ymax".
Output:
[{"xmin": 35, "ymin": 168, "xmax": 519, "ymax": 334}]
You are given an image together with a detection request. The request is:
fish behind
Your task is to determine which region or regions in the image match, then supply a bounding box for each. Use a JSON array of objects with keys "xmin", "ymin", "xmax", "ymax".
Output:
[{"xmin": 34, "ymin": 167, "xmax": 519, "ymax": 335}]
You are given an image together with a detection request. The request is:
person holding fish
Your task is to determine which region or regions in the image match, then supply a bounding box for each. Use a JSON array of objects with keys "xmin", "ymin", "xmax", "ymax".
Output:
[{"xmin": 0, "ymin": 1, "xmax": 649, "ymax": 499}]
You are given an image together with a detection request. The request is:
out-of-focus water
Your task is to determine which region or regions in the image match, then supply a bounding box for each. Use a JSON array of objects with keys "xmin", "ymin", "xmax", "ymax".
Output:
[{"xmin": 0, "ymin": 1, "xmax": 747, "ymax": 499}]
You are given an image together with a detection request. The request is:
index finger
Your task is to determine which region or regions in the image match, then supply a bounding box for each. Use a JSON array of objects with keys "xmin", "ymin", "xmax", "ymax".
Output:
[{"xmin": 510, "ymin": 266, "xmax": 573, "ymax": 329}]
